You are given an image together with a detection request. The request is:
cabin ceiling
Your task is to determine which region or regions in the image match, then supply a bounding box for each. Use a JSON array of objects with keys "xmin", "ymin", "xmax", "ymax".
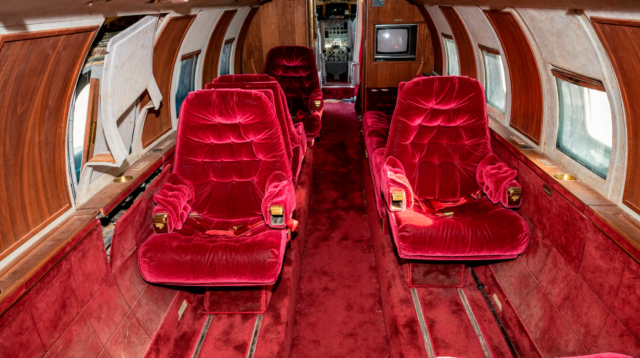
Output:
[
  {"xmin": 0, "ymin": 0, "xmax": 262, "ymax": 29},
  {"xmin": 415, "ymin": 0, "xmax": 640, "ymax": 11}
]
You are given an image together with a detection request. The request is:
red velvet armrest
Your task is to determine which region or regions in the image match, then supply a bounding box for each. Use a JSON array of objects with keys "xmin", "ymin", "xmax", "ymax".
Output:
[
  {"xmin": 380, "ymin": 156, "xmax": 415, "ymax": 212},
  {"xmin": 308, "ymin": 88, "xmax": 324, "ymax": 113},
  {"xmin": 152, "ymin": 172, "xmax": 194, "ymax": 233},
  {"xmin": 476, "ymin": 153, "xmax": 522, "ymax": 208},
  {"xmin": 261, "ymin": 172, "xmax": 296, "ymax": 228}
]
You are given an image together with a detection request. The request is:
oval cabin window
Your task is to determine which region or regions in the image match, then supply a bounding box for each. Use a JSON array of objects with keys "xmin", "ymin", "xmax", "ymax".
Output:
[{"xmin": 554, "ymin": 71, "xmax": 612, "ymax": 179}]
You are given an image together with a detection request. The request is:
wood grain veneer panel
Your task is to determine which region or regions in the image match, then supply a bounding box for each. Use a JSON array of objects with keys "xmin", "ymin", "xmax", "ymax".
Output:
[
  {"xmin": 141, "ymin": 15, "xmax": 195, "ymax": 149},
  {"xmin": 439, "ymin": 6, "xmax": 477, "ymax": 79},
  {"xmin": 202, "ymin": 10, "xmax": 236, "ymax": 84},
  {"xmin": 0, "ymin": 26, "xmax": 98, "ymax": 259},
  {"xmin": 417, "ymin": 5, "xmax": 443, "ymax": 75},
  {"xmin": 235, "ymin": 7, "xmax": 259, "ymax": 75},
  {"xmin": 485, "ymin": 11, "xmax": 543, "ymax": 144},
  {"xmin": 592, "ymin": 17, "xmax": 640, "ymax": 215}
]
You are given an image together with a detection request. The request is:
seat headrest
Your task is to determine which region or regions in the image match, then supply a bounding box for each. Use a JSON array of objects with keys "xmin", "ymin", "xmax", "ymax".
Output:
[{"xmin": 209, "ymin": 74, "xmax": 277, "ymax": 87}]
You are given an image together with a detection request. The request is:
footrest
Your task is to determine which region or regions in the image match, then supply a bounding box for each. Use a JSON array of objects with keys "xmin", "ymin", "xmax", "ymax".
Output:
[
  {"xmin": 401, "ymin": 260, "xmax": 465, "ymax": 288},
  {"xmin": 204, "ymin": 285, "xmax": 274, "ymax": 314}
]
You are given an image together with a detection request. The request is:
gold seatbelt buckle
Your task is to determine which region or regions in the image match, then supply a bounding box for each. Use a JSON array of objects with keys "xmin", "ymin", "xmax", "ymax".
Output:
[
  {"xmin": 507, "ymin": 187, "xmax": 522, "ymax": 206},
  {"xmin": 270, "ymin": 205, "xmax": 285, "ymax": 226},
  {"xmin": 390, "ymin": 190, "xmax": 406, "ymax": 211},
  {"xmin": 153, "ymin": 213, "xmax": 168, "ymax": 233},
  {"xmin": 232, "ymin": 224, "xmax": 250, "ymax": 236}
]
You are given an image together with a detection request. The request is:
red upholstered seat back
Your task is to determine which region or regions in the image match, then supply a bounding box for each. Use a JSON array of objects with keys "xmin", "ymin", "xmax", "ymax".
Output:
[
  {"xmin": 206, "ymin": 76, "xmax": 296, "ymax": 164},
  {"xmin": 384, "ymin": 76, "xmax": 492, "ymax": 202},
  {"xmin": 175, "ymin": 88, "xmax": 291, "ymax": 220},
  {"xmin": 264, "ymin": 46, "xmax": 321, "ymax": 116}
]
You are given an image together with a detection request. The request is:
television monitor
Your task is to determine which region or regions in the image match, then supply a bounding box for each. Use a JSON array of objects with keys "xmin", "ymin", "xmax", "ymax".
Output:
[{"xmin": 375, "ymin": 24, "xmax": 418, "ymax": 61}]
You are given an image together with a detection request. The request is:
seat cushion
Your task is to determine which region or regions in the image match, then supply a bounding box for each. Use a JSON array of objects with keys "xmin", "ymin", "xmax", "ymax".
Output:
[
  {"xmin": 138, "ymin": 218, "xmax": 287, "ymax": 286},
  {"xmin": 389, "ymin": 197, "xmax": 529, "ymax": 260},
  {"xmin": 296, "ymin": 111, "xmax": 322, "ymax": 142}
]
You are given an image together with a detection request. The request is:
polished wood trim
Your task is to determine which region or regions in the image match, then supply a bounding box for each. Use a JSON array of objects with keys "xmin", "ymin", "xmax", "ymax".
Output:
[
  {"xmin": 87, "ymin": 153, "xmax": 116, "ymax": 164},
  {"xmin": 478, "ymin": 44, "xmax": 500, "ymax": 55},
  {"xmin": 441, "ymin": 33, "xmax": 453, "ymax": 40},
  {"xmin": 485, "ymin": 10, "xmax": 543, "ymax": 144},
  {"xmin": 235, "ymin": 7, "xmax": 259, "ymax": 74},
  {"xmin": 82, "ymin": 78, "xmax": 100, "ymax": 167},
  {"xmin": 0, "ymin": 25, "xmax": 98, "ymax": 260},
  {"xmin": 416, "ymin": 5, "xmax": 443, "ymax": 75},
  {"xmin": 78, "ymin": 133, "xmax": 176, "ymax": 216},
  {"xmin": 203, "ymin": 10, "xmax": 237, "ymax": 85},
  {"xmin": 141, "ymin": 15, "xmax": 196, "ymax": 149},
  {"xmin": 551, "ymin": 67, "xmax": 605, "ymax": 91},
  {"xmin": 224, "ymin": 37, "xmax": 235, "ymax": 45},
  {"xmin": 592, "ymin": 17, "xmax": 640, "ymax": 215},
  {"xmin": 181, "ymin": 50, "xmax": 201, "ymax": 61},
  {"xmin": 440, "ymin": 6, "xmax": 477, "ymax": 79}
]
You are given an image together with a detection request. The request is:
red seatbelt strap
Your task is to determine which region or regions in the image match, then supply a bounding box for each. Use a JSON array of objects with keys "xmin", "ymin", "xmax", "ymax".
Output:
[{"xmin": 416, "ymin": 190, "xmax": 483, "ymax": 217}]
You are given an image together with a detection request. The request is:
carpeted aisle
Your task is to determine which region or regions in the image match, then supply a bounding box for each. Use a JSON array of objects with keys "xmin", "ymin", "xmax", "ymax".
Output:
[{"xmin": 289, "ymin": 103, "xmax": 390, "ymax": 357}]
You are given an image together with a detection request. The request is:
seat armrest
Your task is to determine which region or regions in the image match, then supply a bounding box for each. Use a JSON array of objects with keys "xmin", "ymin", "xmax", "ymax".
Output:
[
  {"xmin": 477, "ymin": 153, "xmax": 522, "ymax": 208},
  {"xmin": 308, "ymin": 89, "xmax": 324, "ymax": 113},
  {"xmin": 380, "ymin": 156, "xmax": 414, "ymax": 212},
  {"xmin": 152, "ymin": 172, "xmax": 195, "ymax": 233},
  {"xmin": 262, "ymin": 172, "xmax": 296, "ymax": 228}
]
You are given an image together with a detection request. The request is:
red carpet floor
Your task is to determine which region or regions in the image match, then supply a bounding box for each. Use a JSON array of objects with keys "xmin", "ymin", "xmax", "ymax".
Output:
[{"xmin": 289, "ymin": 103, "xmax": 390, "ymax": 357}]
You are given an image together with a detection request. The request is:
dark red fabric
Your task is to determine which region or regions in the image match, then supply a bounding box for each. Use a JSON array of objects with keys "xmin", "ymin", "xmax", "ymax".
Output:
[
  {"xmin": 139, "ymin": 88, "xmax": 294, "ymax": 286},
  {"xmin": 363, "ymin": 76, "xmax": 528, "ymax": 261},
  {"xmin": 477, "ymin": 153, "xmax": 521, "ymax": 208},
  {"xmin": 385, "ymin": 76, "xmax": 492, "ymax": 202},
  {"xmin": 152, "ymin": 172, "xmax": 194, "ymax": 232},
  {"xmin": 264, "ymin": 46, "xmax": 323, "ymax": 140},
  {"xmin": 561, "ymin": 355, "xmax": 632, "ymax": 358},
  {"xmin": 205, "ymin": 75, "xmax": 306, "ymax": 182},
  {"xmin": 390, "ymin": 197, "xmax": 528, "ymax": 260}
]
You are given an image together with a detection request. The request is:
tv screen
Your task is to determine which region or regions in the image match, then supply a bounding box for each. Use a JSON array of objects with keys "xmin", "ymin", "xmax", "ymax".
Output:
[
  {"xmin": 374, "ymin": 24, "xmax": 418, "ymax": 61},
  {"xmin": 377, "ymin": 28, "xmax": 409, "ymax": 54}
]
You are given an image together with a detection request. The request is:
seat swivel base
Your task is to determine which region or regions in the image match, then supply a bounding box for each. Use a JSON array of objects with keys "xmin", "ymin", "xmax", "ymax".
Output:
[
  {"xmin": 400, "ymin": 259, "xmax": 465, "ymax": 288},
  {"xmin": 204, "ymin": 285, "xmax": 274, "ymax": 314}
]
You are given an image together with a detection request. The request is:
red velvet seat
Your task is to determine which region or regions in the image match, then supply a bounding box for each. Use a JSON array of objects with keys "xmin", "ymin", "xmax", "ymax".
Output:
[
  {"xmin": 363, "ymin": 76, "xmax": 529, "ymax": 261},
  {"xmin": 264, "ymin": 46, "xmax": 323, "ymax": 142},
  {"xmin": 138, "ymin": 88, "xmax": 295, "ymax": 287},
  {"xmin": 206, "ymin": 74, "xmax": 306, "ymax": 182}
]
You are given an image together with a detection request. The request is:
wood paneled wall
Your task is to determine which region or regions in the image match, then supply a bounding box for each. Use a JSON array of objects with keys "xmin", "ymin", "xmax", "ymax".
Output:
[
  {"xmin": 235, "ymin": 7, "xmax": 259, "ymax": 75},
  {"xmin": 592, "ymin": 18, "xmax": 640, "ymax": 215},
  {"xmin": 485, "ymin": 11, "xmax": 543, "ymax": 144},
  {"xmin": 202, "ymin": 10, "xmax": 236, "ymax": 84},
  {"xmin": 141, "ymin": 15, "xmax": 195, "ymax": 149},
  {"xmin": 440, "ymin": 6, "xmax": 477, "ymax": 79},
  {"xmin": 363, "ymin": 0, "xmax": 433, "ymax": 91},
  {"xmin": 417, "ymin": 5, "xmax": 443, "ymax": 75},
  {"xmin": 240, "ymin": 0, "xmax": 309, "ymax": 75},
  {"xmin": 0, "ymin": 26, "xmax": 98, "ymax": 260}
]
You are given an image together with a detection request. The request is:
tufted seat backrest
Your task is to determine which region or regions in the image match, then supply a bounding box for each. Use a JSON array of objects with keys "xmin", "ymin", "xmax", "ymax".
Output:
[
  {"xmin": 264, "ymin": 46, "xmax": 321, "ymax": 116},
  {"xmin": 175, "ymin": 88, "xmax": 291, "ymax": 220},
  {"xmin": 212, "ymin": 74, "xmax": 276, "ymax": 84},
  {"xmin": 385, "ymin": 76, "xmax": 492, "ymax": 202}
]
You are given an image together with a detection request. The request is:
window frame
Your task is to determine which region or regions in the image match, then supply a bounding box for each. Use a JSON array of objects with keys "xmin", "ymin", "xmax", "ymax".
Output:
[
  {"xmin": 175, "ymin": 50, "xmax": 201, "ymax": 118},
  {"xmin": 479, "ymin": 45, "xmax": 507, "ymax": 115},
  {"xmin": 219, "ymin": 37, "xmax": 235, "ymax": 77},
  {"xmin": 442, "ymin": 33, "xmax": 460, "ymax": 76}
]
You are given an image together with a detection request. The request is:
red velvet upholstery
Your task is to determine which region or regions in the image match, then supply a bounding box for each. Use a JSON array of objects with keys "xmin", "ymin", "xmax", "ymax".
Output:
[
  {"xmin": 264, "ymin": 46, "xmax": 323, "ymax": 141},
  {"xmin": 363, "ymin": 76, "xmax": 529, "ymax": 261},
  {"xmin": 139, "ymin": 89, "xmax": 295, "ymax": 286},
  {"xmin": 206, "ymin": 74, "xmax": 306, "ymax": 182}
]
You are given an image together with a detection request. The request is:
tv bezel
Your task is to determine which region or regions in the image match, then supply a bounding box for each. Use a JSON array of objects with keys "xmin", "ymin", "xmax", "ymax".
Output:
[{"xmin": 374, "ymin": 24, "xmax": 418, "ymax": 61}]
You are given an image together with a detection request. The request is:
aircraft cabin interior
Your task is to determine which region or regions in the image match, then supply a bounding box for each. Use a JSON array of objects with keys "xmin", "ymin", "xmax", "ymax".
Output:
[{"xmin": 2, "ymin": 0, "xmax": 640, "ymax": 357}]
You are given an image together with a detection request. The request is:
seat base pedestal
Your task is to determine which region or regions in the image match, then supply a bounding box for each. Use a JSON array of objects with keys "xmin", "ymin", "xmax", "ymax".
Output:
[
  {"xmin": 401, "ymin": 260, "xmax": 465, "ymax": 288},
  {"xmin": 204, "ymin": 285, "xmax": 274, "ymax": 314}
]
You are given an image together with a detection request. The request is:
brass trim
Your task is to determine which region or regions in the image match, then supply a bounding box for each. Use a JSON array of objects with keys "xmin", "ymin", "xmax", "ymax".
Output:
[
  {"xmin": 443, "ymin": 211, "xmax": 454, "ymax": 218},
  {"xmin": 390, "ymin": 190, "xmax": 406, "ymax": 211},
  {"xmin": 153, "ymin": 213, "xmax": 168, "ymax": 233},
  {"xmin": 270, "ymin": 205, "xmax": 284, "ymax": 216},
  {"xmin": 507, "ymin": 187, "xmax": 522, "ymax": 205},
  {"xmin": 114, "ymin": 175, "xmax": 134, "ymax": 183},
  {"xmin": 314, "ymin": 100, "xmax": 322, "ymax": 108},
  {"xmin": 554, "ymin": 173, "xmax": 577, "ymax": 181}
]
